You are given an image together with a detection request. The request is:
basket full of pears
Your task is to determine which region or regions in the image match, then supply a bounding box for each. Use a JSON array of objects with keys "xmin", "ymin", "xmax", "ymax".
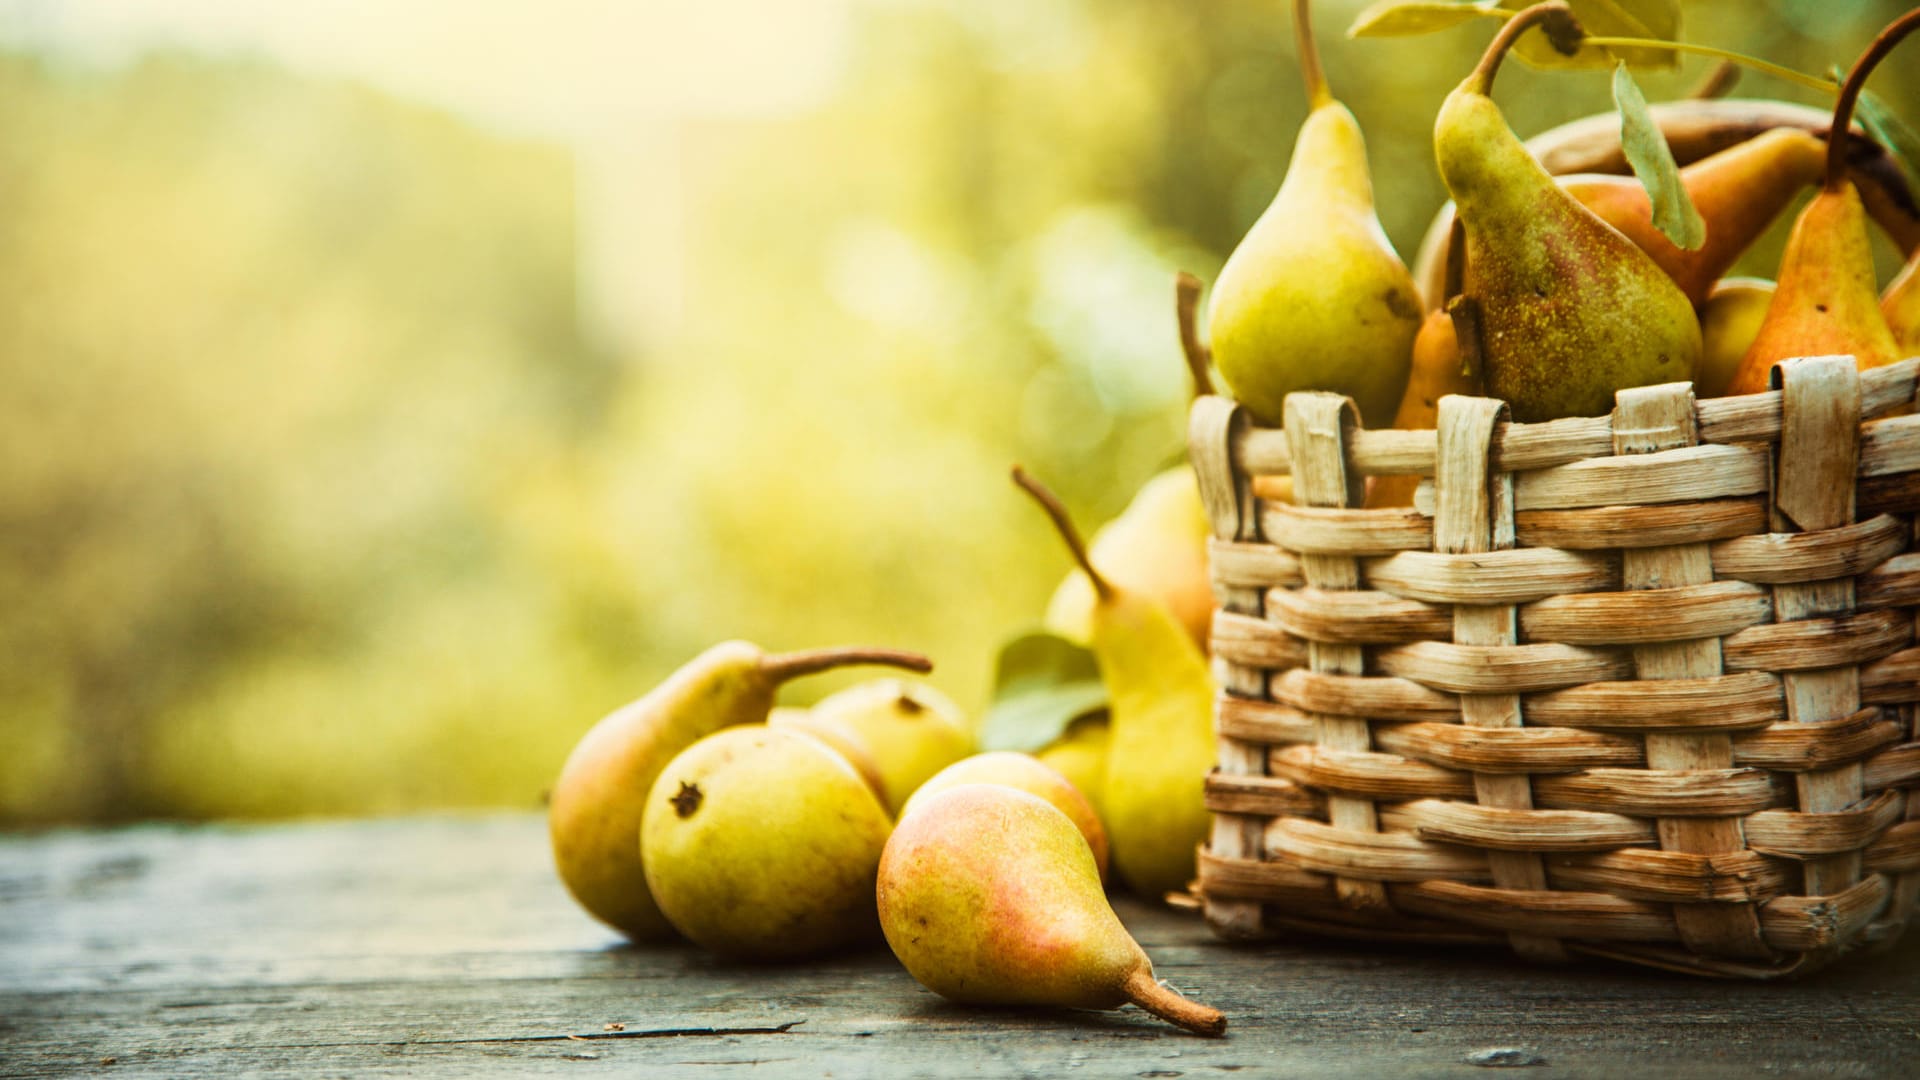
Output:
[{"xmin": 1188, "ymin": 1, "xmax": 1920, "ymax": 976}]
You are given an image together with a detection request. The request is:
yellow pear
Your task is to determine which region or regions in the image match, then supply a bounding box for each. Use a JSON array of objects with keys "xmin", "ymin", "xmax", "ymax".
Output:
[
  {"xmin": 640, "ymin": 726, "xmax": 894, "ymax": 960},
  {"xmin": 903, "ymin": 751, "xmax": 1109, "ymax": 881},
  {"xmin": 548, "ymin": 642, "xmax": 927, "ymax": 941},
  {"xmin": 768, "ymin": 706, "xmax": 888, "ymax": 803},
  {"xmin": 1696, "ymin": 277, "xmax": 1774, "ymax": 398},
  {"xmin": 1043, "ymin": 467, "xmax": 1213, "ymax": 652},
  {"xmin": 806, "ymin": 678, "xmax": 973, "ymax": 814},
  {"xmin": 1036, "ymin": 713, "xmax": 1111, "ymax": 822}
]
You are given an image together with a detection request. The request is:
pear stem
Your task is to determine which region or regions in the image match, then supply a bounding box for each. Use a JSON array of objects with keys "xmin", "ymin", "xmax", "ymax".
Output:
[
  {"xmin": 1825, "ymin": 7, "xmax": 1920, "ymax": 192},
  {"xmin": 1468, "ymin": 2, "xmax": 1577, "ymax": 96},
  {"xmin": 1122, "ymin": 967, "xmax": 1227, "ymax": 1037},
  {"xmin": 1010, "ymin": 466, "xmax": 1112, "ymax": 602},
  {"xmin": 757, "ymin": 647, "xmax": 932, "ymax": 685},
  {"xmin": 1174, "ymin": 272, "xmax": 1214, "ymax": 401},
  {"xmin": 1292, "ymin": 0, "xmax": 1333, "ymax": 110}
]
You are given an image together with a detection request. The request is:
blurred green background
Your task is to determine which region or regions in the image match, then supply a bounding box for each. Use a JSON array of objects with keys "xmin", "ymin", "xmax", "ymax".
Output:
[{"xmin": 3, "ymin": 0, "xmax": 1915, "ymax": 823}]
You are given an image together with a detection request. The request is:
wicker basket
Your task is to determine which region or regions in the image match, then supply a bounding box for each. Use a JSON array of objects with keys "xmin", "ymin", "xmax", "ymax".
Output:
[{"xmin": 1187, "ymin": 355, "xmax": 1920, "ymax": 978}]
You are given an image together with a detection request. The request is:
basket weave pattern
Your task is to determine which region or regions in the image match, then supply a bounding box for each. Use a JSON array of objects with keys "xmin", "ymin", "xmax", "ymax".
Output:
[{"xmin": 1189, "ymin": 355, "xmax": 1920, "ymax": 977}]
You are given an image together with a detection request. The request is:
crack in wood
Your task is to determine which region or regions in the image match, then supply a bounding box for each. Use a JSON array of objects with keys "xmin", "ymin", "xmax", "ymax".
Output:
[{"xmin": 174, "ymin": 1020, "xmax": 810, "ymax": 1053}]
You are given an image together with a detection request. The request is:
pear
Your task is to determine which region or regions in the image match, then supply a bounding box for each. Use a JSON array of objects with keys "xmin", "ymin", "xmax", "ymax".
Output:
[
  {"xmin": 641, "ymin": 726, "xmax": 893, "ymax": 960},
  {"xmin": 1368, "ymin": 308, "xmax": 1476, "ymax": 508},
  {"xmin": 1014, "ymin": 468, "xmax": 1216, "ymax": 901},
  {"xmin": 768, "ymin": 706, "xmax": 889, "ymax": 803},
  {"xmin": 1043, "ymin": 468, "xmax": 1213, "ymax": 651},
  {"xmin": 1724, "ymin": 11, "xmax": 1919, "ymax": 395},
  {"xmin": 1036, "ymin": 713, "xmax": 1111, "ymax": 822},
  {"xmin": 1205, "ymin": 0, "xmax": 1419, "ymax": 428},
  {"xmin": 902, "ymin": 751, "xmax": 1110, "ymax": 882},
  {"xmin": 548, "ymin": 641, "xmax": 929, "ymax": 941},
  {"xmin": 1696, "ymin": 278, "xmax": 1774, "ymax": 398},
  {"xmin": 877, "ymin": 784, "xmax": 1226, "ymax": 1036},
  {"xmin": 1881, "ymin": 250, "xmax": 1920, "ymax": 355},
  {"xmin": 806, "ymin": 678, "xmax": 973, "ymax": 815},
  {"xmin": 1436, "ymin": 3, "xmax": 1700, "ymax": 422}
]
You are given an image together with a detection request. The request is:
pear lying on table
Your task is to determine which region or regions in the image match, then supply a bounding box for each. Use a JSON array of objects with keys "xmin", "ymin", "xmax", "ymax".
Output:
[{"xmin": 902, "ymin": 751, "xmax": 1109, "ymax": 882}]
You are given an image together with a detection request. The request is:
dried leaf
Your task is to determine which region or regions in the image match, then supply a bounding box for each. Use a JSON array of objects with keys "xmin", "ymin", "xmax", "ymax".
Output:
[
  {"xmin": 1856, "ymin": 88, "xmax": 1920, "ymax": 191},
  {"xmin": 1503, "ymin": 0, "xmax": 1680, "ymax": 71},
  {"xmin": 1614, "ymin": 62, "xmax": 1704, "ymax": 250},
  {"xmin": 977, "ymin": 629, "xmax": 1107, "ymax": 754},
  {"xmin": 1347, "ymin": 0, "xmax": 1502, "ymax": 38}
]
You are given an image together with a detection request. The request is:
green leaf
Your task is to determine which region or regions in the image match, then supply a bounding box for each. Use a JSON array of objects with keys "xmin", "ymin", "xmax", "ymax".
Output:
[
  {"xmin": 977, "ymin": 629, "xmax": 1108, "ymax": 754},
  {"xmin": 1613, "ymin": 62, "xmax": 1704, "ymax": 250},
  {"xmin": 1347, "ymin": 0, "xmax": 1502, "ymax": 38},
  {"xmin": 1502, "ymin": 0, "xmax": 1680, "ymax": 71},
  {"xmin": 1856, "ymin": 88, "xmax": 1920, "ymax": 192}
]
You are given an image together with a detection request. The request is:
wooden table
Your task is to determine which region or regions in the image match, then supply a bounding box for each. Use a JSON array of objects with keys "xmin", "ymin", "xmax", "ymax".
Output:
[{"xmin": 3, "ymin": 814, "xmax": 1916, "ymax": 1077}]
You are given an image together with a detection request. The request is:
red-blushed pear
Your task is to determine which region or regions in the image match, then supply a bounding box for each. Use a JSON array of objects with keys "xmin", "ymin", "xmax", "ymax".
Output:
[
  {"xmin": 1013, "ymin": 468, "xmax": 1215, "ymax": 902},
  {"xmin": 548, "ymin": 641, "xmax": 929, "ymax": 941},
  {"xmin": 877, "ymin": 784, "xmax": 1226, "ymax": 1036},
  {"xmin": 902, "ymin": 751, "xmax": 1110, "ymax": 882},
  {"xmin": 1724, "ymin": 9, "xmax": 1920, "ymax": 395}
]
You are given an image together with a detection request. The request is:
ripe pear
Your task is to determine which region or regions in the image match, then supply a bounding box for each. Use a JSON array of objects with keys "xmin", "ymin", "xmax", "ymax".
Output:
[
  {"xmin": 548, "ymin": 642, "xmax": 928, "ymax": 941},
  {"xmin": 1436, "ymin": 4, "xmax": 1700, "ymax": 422},
  {"xmin": 1367, "ymin": 308, "xmax": 1476, "ymax": 508},
  {"xmin": 1724, "ymin": 12, "xmax": 1918, "ymax": 395},
  {"xmin": 1696, "ymin": 278, "xmax": 1774, "ymax": 398},
  {"xmin": 1881, "ymin": 249, "xmax": 1920, "ymax": 355},
  {"xmin": 768, "ymin": 706, "xmax": 888, "ymax": 803},
  {"xmin": 806, "ymin": 678, "xmax": 973, "ymax": 815},
  {"xmin": 1036, "ymin": 713, "xmax": 1111, "ymax": 822},
  {"xmin": 902, "ymin": 751, "xmax": 1110, "ymax": 882},
  {"xmin": 878, "ymin": 784, "xmax": 1226, "ymax": 1036},
  {"xmin": 1015, "ymin": 469, "xmax": 1216, "ymax": 901},
  {"xmin": 1043, "ymin": 467, "xmax": 1213, "ymax": 651},
  {"xmin": 641, "ymin": 726, "xmax": 894, "ymax": 960},
  {"xmin": 1205, "ymin": 0, "xmax": 1419, "ymax": 428}
]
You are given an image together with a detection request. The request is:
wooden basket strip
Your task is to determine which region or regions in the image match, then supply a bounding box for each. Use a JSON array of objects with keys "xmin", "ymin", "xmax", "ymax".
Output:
[
  {"xmin": 1731, "ymin": 707, "xmax": 1904, "ymax": 770},
  {"xmin": 1513, "ymin": 498, "xmax": 1768, "ymax": 551},
  {"xmin": 1864, "ymin": 819, "xmax": 1920, "ymax": 872},
  {"xmin": 1207, "ymin": 537, "xmax": 1303, "ymax": 589},
  {"xmin": 1771, "ymin": 358, "xmax": 1869, "ymax": 901},
  {"xmin": 1210, "ymin": 610, "xmax": 1309, "ymax": 670},
  {"xmin": 1265, "ymin": 818, "xmax": 1492, "ymax": 883},
  {"xmin": 1757, "ymin": 874, "xmax": 1890, "ymax": 952},
  {"xmin": 1257, "ymin": 910, "xmax": 1505, "ymax": 947},
  {"xmin": 1861, "ymin": 646, "xmax": 1920, "ymax": 703},
  {"xmin": 1269, "ymin": 668, "xmax": 1461, "ymax": 721},
  {"xmin": 1285, "ymin": 392, "xmax": 1390, "ymax": 913},
  {"xmin": 1864, "ymin": 742, "xmax": 1920, "ymax": 792},
  {"xmin": 1518, "ymin": 580, "xmax": 1769, "ymax": 646},
  {"xmin": 1512, "ymin": 444, "xmax": 1769, "ymax": 512},
  {"xmin": 1857, "ymin": 412, "xmax": 1920, "ymax": 478},
  {"xmin": 1375, "ymin": 641, "xmax": 1631, "ymax": 694},
  {"xmin": 1742, "ymin": 790, "xmax": 1903, "ymax": 857},
  {"xmin": 1719, "ymin": 607, "xmax": 1913, "ymax": 673},
  {"xmin": 1399, "ymin": 798, "xmax": 1655, "ymax": 851},
  {"xmin": 1372, "ymin": 722, "xmax": 1644, "ymax": 773},
  {"xmin": 1195, "ymin": 850, "xmax": 1334, "ymax": 906},
  {"xmin": 1532, "ymin": 767, "xmax": 1783, "ymax": 818},
  {"xmin": 1547, "ymin": 848, "xmax": 1790, "ymax": 903},
  {"xmin": 1697, "ymin": 359, "xmax": 1916, "ymax": 444},
  {"xmin": 1268, "ymin": 744, "xmax": 1477, "ymax": 801},
  {"xmin": 1857, "ymin": 553, "xmax": 1920, "ymax": 610},
  {"xmin": 1264, "ymin": 587, "xmax": 1452, "ymax": 645},
  {"xmin": 1858, "ymin": 471, "xmax": 1920, "ymax": 517},
  {"xmin": 1393, "ymin": 881, "xmax": 1680, "ymax": 943},
  {"xmin": 1189, "ymin": 395, "xmax": 1268, "ymax": 939},
  {"xmin": 1708, "ymin": 514, "xmax": 1907, "ymax": 584},
  {"xmin": 1259, "ymin": 503, "xmax": 1432, "ymax": 555},
  {"xmin": 1215, "ymin": 696, "xmax": 1316, "ymax": 745},
  {"xmin": 1203, "ymin": 773, "xmax": 1326, "ymax": 818},
  {"xmin": 1363, "ymin": 548, "xmax": 1619, "ymax": 605},
  {"xmin": 1523, "ymin": 672, "xmax": 1782, "ymax": 731}
]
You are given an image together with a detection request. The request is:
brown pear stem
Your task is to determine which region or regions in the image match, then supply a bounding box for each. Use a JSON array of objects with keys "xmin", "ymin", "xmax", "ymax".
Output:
[
  {"xmin": 1827, "ymin": 7, "xmax": 1920, "ymax": 191},
  {"xmin": 1010, "ymin": 466, "xmax": 1112, "ymax": 601},
  {"xmin": 1292, "ymin": 0, "xmax": 1333, "ymax": 110},
  {"xmin": 1174, "ymin": 272, "xmax": 1214, "ymax": 401},
  {"xmin": 1468, "ymin": 2, "xmax": 1578, "ymax": 96},
  {"xmin": 1122, "ymin": 967, "xmax": 1227, "ymax": 1037},
  {"xmin": 757, "ymin": 647, "xmax": 932, "ymax": 685}
]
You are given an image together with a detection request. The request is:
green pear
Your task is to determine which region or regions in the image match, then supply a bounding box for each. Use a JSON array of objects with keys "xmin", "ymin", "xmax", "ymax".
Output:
[
  {"xmin": 878, "ymin": 784, "xmax": 1225, "ymax": 1036},
  {"xmin": 902, "ymin": 751, "xmax": 1109, "ymax": 882},
  {"xmin": 641, "ymin": 726, "xmax": 894, "ymax": 960},
  {"xmin": 1044, "ymin": 467, "xmax": 1213, "ymax": 652},
  {"xmin": 1036, "ymin": 714, "xmax": 1111, "ymax": 822},
  {"xmin": 548, "ymin": 642, "xmax": 928, "ymax": 941},
  {"xmin": 806, "ymin": 679, "xmax": 973, "ymax": 814},
  {"xmin": 1696, "ymin": 277, "xmax": 1773, "ymax": 398},
  {"xmin": 1015, "ymin": 469, "xmax": 1216, "ymax": 901},
  {"xmin": 767, "ymin": 706, "xmax": 889, "ymax": 803},
  {"xmin": 1436, "ymin": 3, "xmax": 1701, "ymax": 421},
  {"xmin": 1205, "ymin": 0, "xmax": 1419, "ymax": 428}
]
